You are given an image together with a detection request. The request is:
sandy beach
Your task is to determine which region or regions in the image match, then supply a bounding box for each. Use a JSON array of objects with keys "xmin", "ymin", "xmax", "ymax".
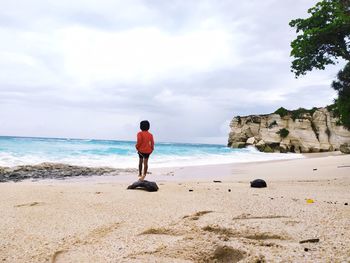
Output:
[{"xmin": 1, "ymin": 154, "xmax": 350, "ymax": 262}]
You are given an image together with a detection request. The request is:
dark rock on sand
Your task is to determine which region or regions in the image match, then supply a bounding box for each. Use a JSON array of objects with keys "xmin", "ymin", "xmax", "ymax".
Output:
[
  {"xmin": 127, "ymin": 180, "xmax": 159, "ymax": 192},
  {"xmin": 250, "ymin": 179, "xmax": 267, "ymax": 188},
  {"xmin": 340, "ymin": 143, "xmax": 350, "ymax": 154},
  {"xmin": 0, "ymin": 163, "xmax": 133, "ymax": 182}
]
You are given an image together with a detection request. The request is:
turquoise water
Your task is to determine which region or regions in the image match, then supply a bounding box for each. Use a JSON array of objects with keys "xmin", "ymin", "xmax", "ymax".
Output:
[{"xmin": 0, "ymin": 136, "xmax": 302, "ymax": 168}]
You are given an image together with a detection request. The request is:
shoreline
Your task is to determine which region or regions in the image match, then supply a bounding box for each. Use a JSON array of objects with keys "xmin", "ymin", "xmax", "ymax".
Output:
[{"xmin": 0, "ymin": 151, "xmax": 344, "ymax": 184}]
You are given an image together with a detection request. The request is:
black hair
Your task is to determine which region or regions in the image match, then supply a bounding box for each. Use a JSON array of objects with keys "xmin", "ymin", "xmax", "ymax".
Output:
[{"xmin": 140, "ymin": 120, "xmax": 150, "ymax": 131}]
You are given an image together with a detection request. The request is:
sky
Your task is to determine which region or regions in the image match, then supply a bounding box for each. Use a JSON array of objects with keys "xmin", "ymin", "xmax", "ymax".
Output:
[{"xmin": 0, "ymin": 0, "xmax": 344, "ymax": 144}]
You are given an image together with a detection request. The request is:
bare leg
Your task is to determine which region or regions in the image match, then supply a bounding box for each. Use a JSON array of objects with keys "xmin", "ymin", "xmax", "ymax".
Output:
[
  {"xmin": 143, "ymin": 158, "xmax": 149, "ymax": 176},
  {"xmin": 138, "ymin": 157, "xmax": 143, "ymax": 178},
  {"xmin": 140, "ymin": 158, "xmax": 149, "ymax": 180}
]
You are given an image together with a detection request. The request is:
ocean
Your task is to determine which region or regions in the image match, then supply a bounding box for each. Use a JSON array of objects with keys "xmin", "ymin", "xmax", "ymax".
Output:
[{"xmin": 0, "ymin": 136, "xmax": 302, "ymax": 168}]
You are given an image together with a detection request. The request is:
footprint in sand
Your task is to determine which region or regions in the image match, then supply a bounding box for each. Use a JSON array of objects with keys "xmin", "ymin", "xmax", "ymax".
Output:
[
  {"xmin": 182, "ymin": 210, "xmax": 213, "ymax": 220},
  {"xmin": 202, "ymin": 224, "xmax": 288, "ymax": 241},
  {"xmin": 51, "ymin": 250, "xmax": 67, "ymax": 263},
  {"xmin": 138, "ymin": 211, "xmax": 214, "ymax": 239},
  {"xmin": 50, "ymin": 222, "xmax": 120, "ymax": 262},
  {"xmin": 139, "ymin": 227, "xmax": 182, "ymax": 236},
  {"xmin": 137, "ymin": 243, "xmax": 248, "ymax": 263},
  {"xmin": 205, "ymin": 246, "xmax": 246, "ymax": 263},
  {"xmin": 243, "ymin": 233, "xmax": 287, "ymax": 240},
  {"xmin": 232, "ymin": 214, "xmax": 290, "ymax": 220}
]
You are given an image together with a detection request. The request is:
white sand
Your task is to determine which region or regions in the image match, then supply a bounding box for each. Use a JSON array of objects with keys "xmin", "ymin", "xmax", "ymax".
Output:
[{"xmin": 0, "ymin": 154, "xmax": 349, "ymax": 262}]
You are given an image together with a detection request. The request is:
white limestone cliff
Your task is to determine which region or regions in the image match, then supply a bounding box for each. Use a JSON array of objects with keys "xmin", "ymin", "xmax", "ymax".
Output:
[{"xmin": 228, "ymin": 108, "xmax": 350, "ymax": 153}]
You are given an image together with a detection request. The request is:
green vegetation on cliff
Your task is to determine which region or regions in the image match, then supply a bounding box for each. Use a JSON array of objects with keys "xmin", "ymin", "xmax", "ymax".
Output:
[
  {"xmin": 274, "ymin": 107, "xmax": 289, "ymax": 117},
  {"xmin": 274, "ymin": 107, "xmax": 318, "ymax": 120},
  {"xmin": 276, "ymin": 128, "xmax": 290, "ymax": 138}
]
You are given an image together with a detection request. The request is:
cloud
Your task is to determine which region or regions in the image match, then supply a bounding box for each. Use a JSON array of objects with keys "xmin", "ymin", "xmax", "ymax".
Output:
[
  {"xmin": 0, "ymin": 0, "xmax": 340, "ymax": 144},
  {"xmin": 54, "ymin": 24, "xmax": 237, "ymax": 86}
]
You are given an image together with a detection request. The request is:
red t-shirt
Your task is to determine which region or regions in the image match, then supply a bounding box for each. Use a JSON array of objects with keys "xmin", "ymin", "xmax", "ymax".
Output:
[{"xmin": 135, "ymin": 131, "xmax": 154, "ymax": 154}]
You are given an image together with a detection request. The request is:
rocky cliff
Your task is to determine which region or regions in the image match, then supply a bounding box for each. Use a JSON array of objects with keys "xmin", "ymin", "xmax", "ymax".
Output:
[{"xmin": 228, "ymin": 107, "xmax": 350, "ymax": 153}]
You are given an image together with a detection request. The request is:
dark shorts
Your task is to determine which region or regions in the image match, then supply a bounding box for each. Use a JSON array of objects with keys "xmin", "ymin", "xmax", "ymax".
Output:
[{"xmin": 138, "ymin": 152, "xmax": 151, "ymax": 159}]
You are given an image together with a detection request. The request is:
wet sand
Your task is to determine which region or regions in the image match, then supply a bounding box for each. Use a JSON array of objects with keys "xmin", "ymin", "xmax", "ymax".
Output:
[{"xmin": 0, "ymin": 154, "xmax": 349, "ymax": 262}]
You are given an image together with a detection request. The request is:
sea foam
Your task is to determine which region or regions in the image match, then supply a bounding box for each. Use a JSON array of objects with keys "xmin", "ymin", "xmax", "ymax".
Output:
[{"xmin": 0, "ymin": 137, "xmax": 303, "ymax": 168}]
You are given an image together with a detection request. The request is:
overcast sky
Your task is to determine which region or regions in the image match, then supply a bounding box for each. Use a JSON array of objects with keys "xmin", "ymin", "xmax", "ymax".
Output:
[{"xmin": 0, "ymin": 0, "xmax": 343, "ymax": 144}]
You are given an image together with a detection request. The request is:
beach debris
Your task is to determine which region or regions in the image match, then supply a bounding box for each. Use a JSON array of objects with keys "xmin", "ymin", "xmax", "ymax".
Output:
[
  {"xmin": 337, "ymin": 165, "xmax": 350, "ymax": 168},
  {"xmin": 14, "ymin": 201, "xmax": 44, "ymax": 208},
  {"xmin": 189, "ymin": 189, "xmax": 193, "ymax": 192},
  {"xmin": 250, "ymin": 179, "xmax": 267, "ymax": 188},
  {"xmin": 345, "ymin": 202, "xmax": 348, "ymax": 205},
  {"xmin": 228, "ymin": 189, "xmax": 231, "ymax": 192},
  {"xmin": 313, "ymin": 168, "xmax": 317, "ymax": 171},
  {"xmin": 213, "ymin": 180, "xmax": 222, "ymax": 183},
  {"xmin": 304, "ymin": 248, "xmax": 309, "ymax": 252},
  {"xmin": 306, "ymin": 199, "xmax": 314, "ymax": 204},
  {"xmin": 299, "ymin": 238, "xmax": 320, "ymax": 244},
  {"xmin": 127, "ymin": 180, "xmax": 159, "ymax": 192},
  {"xmin": 95, "ymin": 191, "xmax": 102, "ymax": 194}
]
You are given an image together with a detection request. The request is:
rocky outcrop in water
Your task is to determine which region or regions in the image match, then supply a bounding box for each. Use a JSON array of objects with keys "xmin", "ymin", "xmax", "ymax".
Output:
[
  {"xmin": 0, "ymin": 163, "xmax": 136, "ymax": 182},
  {"xmin": 228, "ymin": 107, "xmax": 350, "ymax": 153}
]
